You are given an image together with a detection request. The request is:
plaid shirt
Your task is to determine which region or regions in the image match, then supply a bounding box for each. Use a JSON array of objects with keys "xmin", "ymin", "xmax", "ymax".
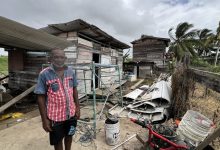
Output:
[{"xmin": 34, "ymin": 65, "xmax": 77, "ymax": 122}]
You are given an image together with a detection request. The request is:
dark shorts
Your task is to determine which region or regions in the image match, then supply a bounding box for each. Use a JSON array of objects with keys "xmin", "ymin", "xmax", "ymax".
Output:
[{"xmin": 49, "ymin": 116, "xmax": 77, "ymax": 145}]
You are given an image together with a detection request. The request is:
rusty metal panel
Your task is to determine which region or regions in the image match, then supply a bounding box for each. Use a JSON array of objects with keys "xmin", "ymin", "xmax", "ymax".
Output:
[{"xmin": 0, "ymin": 16, "xmax": 71, "ymax": 51}]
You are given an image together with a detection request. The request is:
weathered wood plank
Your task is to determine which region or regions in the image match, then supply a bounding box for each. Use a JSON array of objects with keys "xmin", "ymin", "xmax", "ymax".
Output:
[
  {"xmin": 195, "ymin": 127, "xmax": 220, "ymax": 150},
  {"xmin": 130, "ymin": 79, "xmax": 144, "ymax": 90},
  {"xmin": 0, "ymin": 84, "xmax": 36, "ymax": 113},
  {"xmin": 78, "ymin": 37, "xmax": 93, "ymax": 47}
]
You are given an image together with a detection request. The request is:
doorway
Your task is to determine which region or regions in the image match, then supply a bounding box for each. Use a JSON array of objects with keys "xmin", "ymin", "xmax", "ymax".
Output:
[{"xmin": 92, "ymin": 53, "xmax": 100, "ymax": 88}]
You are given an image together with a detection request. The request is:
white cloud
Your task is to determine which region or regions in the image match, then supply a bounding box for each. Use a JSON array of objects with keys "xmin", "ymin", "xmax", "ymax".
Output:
[{"xmin": 0, "ymin": 0, "xmax": 220, "ymax": 55}]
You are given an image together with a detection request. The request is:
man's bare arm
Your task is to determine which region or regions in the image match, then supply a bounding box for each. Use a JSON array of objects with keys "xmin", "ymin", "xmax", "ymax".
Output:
[
  {"xmin": 37, "ymin": 95, "xmax": 52, "ymax": 132},
  {"xmin": 73, "ymin": 87, "xmax": 80, "ymax": 119}
]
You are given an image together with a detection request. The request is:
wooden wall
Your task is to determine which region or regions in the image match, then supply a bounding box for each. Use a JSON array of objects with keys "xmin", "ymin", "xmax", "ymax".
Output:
[
  {"xmin": 8, "ymin": 50, "xmax": 24, "ymax": 71},
  {"xmin": 8, "ymin": 50, "xmax": 49, "ymax": 90},
  {"xmin": 7, "ymin": 31, "xmax": 124, "ymax": 92},
  {"xmin": 133, "ymin": 39, "xmax": 167, "ymax": 65}
]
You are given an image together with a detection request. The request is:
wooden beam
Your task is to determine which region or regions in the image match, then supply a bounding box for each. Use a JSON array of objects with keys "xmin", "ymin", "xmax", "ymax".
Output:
[
  {"xmin": 0, "ymin": 75, "xmax": 9, "ymax": 82},
  {"xmin": 130, "ymin": 79, "xmax": 144, "ymax": 90},
  {"xmin": 0, "ymin": 84, "xmax": 36, "ymax": 113},
  {"xmin": 195, "ymin": 127, "xmax": 220, "ymax": 150},
  {"xmin": 111, "ymin": 134, "xmax": 137, "ymax": 150}
]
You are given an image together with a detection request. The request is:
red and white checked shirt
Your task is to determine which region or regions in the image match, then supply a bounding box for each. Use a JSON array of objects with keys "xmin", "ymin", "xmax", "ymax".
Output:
[{"xmin": 34, "ymin": 65, "xmax": 77, "ymax": 122}]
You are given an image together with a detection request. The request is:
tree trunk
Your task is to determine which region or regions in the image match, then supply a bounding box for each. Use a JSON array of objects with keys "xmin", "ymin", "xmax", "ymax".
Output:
[{"xmin": 214, "ymin": 46, "xmax": 219, "ymax": 66}]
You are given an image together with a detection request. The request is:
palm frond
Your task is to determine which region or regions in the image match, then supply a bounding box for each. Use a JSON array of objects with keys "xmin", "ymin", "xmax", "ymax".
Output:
[
  {"xmin": 199, "ymin": 28, "xmax": 212, "ymax": 39},
  {"xmin": 175, "ymin": 22, "xmax": 193, "ymax": 39},
  {"xmin": 181, "ymin": 29, "xmax": 198, "ymax": 39},
  {"xmin": 168, "ymin": 28, "xmax": 176, "ymax": 41},
  {"xmin": 217, "ymin": 21, "xmax": 220, "ymax": 39}
]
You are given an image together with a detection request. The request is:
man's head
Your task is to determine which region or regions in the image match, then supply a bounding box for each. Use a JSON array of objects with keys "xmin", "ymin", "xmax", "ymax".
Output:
[{"xmin": 50, "ymin": 49, "xmax": 66, "ymax": 68}]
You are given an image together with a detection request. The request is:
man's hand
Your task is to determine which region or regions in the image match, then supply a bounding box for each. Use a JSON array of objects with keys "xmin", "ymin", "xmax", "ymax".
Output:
[
  {"xmin": 42, "ymin": 118, "xmax": 52, "ymax": 132},
  {"xmin": 75, "ymin": 107, "xmax": 80, "ymax": 120}
]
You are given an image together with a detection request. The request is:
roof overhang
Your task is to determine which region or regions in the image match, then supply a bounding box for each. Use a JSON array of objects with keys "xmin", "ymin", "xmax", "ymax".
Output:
[
  {"xmin": 40, "ymin": 19, "xmax": 130, "ymax": 49},
  {"xmin": 131, "ymin": 35, "xmax": 170, "ymax": 45},
  {"xmin": 0, "ymin": 16, "xmax": 72, "ymax": 51}
]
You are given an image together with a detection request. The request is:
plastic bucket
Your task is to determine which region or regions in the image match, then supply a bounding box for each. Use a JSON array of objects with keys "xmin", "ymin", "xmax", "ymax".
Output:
[
  {"xmin": 105, "ymin": 118, "xmax": 120, "ymax": 145},
  {"xmin": 177, "ymin": 110, "xmax": 214, "ymax": 146}
]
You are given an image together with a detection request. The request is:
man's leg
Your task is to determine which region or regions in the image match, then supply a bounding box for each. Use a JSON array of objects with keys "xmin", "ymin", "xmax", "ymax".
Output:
[
  {"xmin": 64, "ymin": 136, "xmax": 72, "ymax": 150},
  {"xmin": 54, "ymin": 139, "xmax": 63, "ymax": 150}
]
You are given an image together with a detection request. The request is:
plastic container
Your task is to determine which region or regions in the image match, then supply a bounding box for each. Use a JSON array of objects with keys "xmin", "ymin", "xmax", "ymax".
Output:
[
  {"xmin": 177, "ymin": 110, "xmax": 214, "ymax": 146},
  {"xmin": 105, "ymin": 117, "xmax": 120, "ymax": 145}
]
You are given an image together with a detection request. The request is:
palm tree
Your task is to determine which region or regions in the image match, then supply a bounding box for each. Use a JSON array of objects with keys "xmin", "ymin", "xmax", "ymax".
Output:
[
  {"xmin": 214, "ymin": 22, "xmax": 220, "ymax": 66},
  {"xmin": 168, "ymin": 22, "xmax": 198, "ymax": 62},
  {"xmin": 196, "ymin": 28, "xmax": 214, "ymax": 57}
]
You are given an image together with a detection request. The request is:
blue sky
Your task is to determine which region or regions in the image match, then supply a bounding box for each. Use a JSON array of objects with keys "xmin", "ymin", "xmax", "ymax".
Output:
[{"xmin": 0, "ymin": 0, "xmax": 220, "ymax": 55}]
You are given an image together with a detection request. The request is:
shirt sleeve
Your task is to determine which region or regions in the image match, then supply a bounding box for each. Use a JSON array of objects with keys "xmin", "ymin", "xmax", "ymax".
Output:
[
  {"xmin": 34, "ymin": 73, "xmax": 47, "ymax": 94},
  {"xmin": 73, "ymin": 71, "xmax": 78, "ymax": 88}
]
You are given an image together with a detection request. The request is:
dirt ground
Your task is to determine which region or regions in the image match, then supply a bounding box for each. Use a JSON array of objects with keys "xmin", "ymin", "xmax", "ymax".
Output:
[
  {"xmin": 189, "ymin": 83, "xmax": 220, "ymax": 149},
  {"xmin": 0, "ymin": 79, "xmax": 220, "ymax": 150},
  {"xmin": 0, "ymin": 114, "xmax": 146, "ymax": 150}
]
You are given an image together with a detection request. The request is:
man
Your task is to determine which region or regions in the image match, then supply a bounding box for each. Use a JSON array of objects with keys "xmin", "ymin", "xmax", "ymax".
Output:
[{"xmin": 34, "ymin": 49, "xmax": 80, "ymax": 150}]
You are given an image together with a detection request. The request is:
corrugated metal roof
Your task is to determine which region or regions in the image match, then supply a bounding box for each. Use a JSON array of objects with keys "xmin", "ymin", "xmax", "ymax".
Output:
[
  {"xmin": 131, "ymin": 35, "xmax": 170, "ymax": 44},
  {"xmin": 0, "ymin": 16, "xmax": 72, "ymax": 51},
  {"xmin": 40, "ymin": 19, "xmax": 130, "ymax": 49}
]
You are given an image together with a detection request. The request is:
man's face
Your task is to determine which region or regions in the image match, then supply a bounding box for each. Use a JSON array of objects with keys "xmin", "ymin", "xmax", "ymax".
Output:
[{"xmin": 51, "ymin": 50, "xmax": 66, "ymax": 68}]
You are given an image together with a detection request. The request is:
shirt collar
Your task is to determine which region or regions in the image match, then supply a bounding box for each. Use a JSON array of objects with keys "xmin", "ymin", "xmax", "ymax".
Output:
[{"xmin": 49, "ymin": 64, "xmax": 68, "ymax": 72}]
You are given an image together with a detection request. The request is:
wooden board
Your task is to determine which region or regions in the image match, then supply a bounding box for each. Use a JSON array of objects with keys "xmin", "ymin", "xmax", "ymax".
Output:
[
  {"xmin": 195, "ymin": 127, "xmax": 220, "ymax": 150},
  {"xmin": 0, "ymin": 84, "xmax": 36, "ymax": 113},
  {"xmin": 78, "ymin": 37, "xmax": 93, "ymax": 48}
]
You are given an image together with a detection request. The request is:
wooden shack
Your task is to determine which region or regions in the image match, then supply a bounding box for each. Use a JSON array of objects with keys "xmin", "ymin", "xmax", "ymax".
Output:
[
  {"xmin": 0, "ymin": 16, "xmax": 72, "ymax": 91},
  {"xmin": 131, "ymin": 35, "xmax": 170, "ymax": 78},
  {"xmin": 41, "ymin": 19, "xmax": 130, "ymax": 95}
]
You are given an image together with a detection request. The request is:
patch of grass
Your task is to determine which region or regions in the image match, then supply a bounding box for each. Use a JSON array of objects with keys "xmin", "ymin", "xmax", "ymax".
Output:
[
  {"xmin": 0, "ymin": 56, "xmax": 8, "ymax": 75},
  {"xmin": 191, "ymin": 58, "xmax": 210, "ymax": 67},
  {"xmin": 191, "ymin": 58, "xmax": 220, "ymax": 73}
]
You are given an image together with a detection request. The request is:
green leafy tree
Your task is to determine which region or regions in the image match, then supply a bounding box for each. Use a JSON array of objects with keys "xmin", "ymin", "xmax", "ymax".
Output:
[
  {"xmin": 168, "ymin": 22, "xmax": 198, "ymax": 62},
  {"xmin": 214, "ymin": 22, "xmax": 220, "ymax": 66},
  {"xmin": 196, "ymin": 28, "xmax": 214, "ymax": 57}
]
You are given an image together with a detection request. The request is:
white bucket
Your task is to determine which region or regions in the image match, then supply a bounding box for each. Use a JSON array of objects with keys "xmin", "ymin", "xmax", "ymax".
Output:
[
  {"xmin": 105, "ymin": 121, "xmax": 120, "ymax": 145},
  {"xmin": 177, "ymin": 110, "xmax": 214, "ymax": 146}
]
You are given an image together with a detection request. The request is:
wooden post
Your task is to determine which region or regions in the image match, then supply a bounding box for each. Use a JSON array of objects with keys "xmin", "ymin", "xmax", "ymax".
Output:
[{"xmin": 195, "ymin": 127, "xmax": 220, "ymax": 150}]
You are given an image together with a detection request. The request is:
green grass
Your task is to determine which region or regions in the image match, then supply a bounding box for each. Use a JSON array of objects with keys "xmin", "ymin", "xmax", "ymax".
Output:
[
  {"xmin": 0, "ymin": 56, "xmax": 8, "ymax": 75},
  {"xmin": 191, "ymin": 58, "xmax": 220, "ymax": 73}
]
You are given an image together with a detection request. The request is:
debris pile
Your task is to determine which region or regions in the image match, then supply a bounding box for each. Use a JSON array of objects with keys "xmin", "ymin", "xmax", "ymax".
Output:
[{"xmin": 109, "ymin": 74, "xmax": 172, "ymax": 123}]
